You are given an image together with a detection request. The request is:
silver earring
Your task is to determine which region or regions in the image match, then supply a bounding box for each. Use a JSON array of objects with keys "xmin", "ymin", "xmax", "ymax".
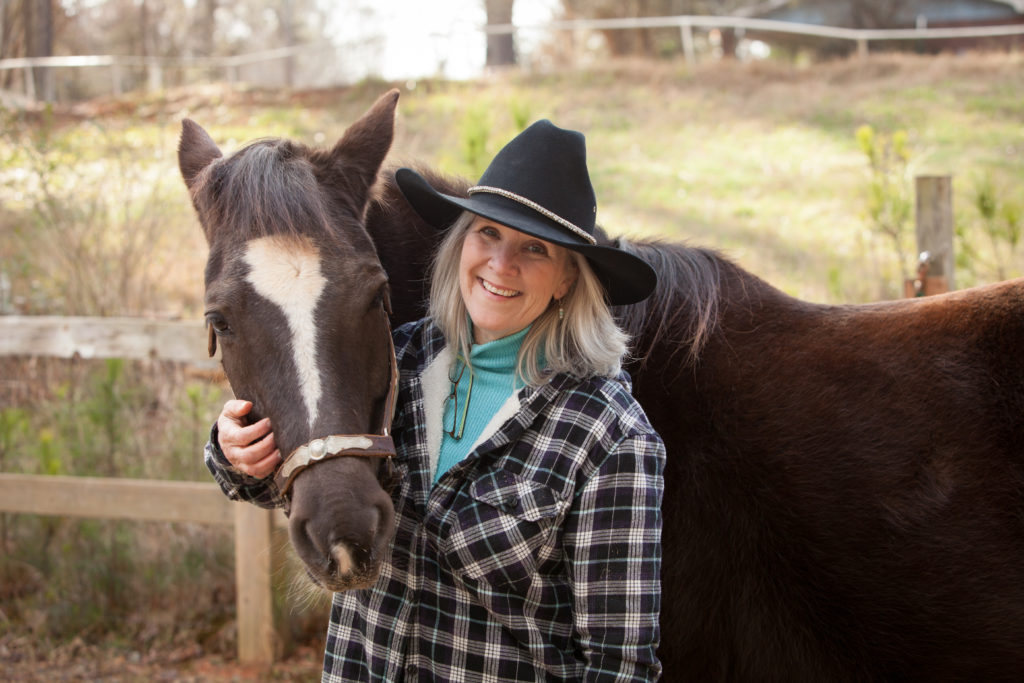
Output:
[{"xmin": 558, "ymin": 300, "xmax": 564, "ymax": 321}]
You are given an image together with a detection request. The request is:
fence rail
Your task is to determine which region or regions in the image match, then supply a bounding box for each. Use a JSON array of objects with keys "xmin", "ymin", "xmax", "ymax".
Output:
[
  {"xmin": 2, "ymin": 15, "xmax": 1022, "ymax": 102},
  {"xmin": 0, "ymin": 315, "xmax": 287, "ymax": 665},
  {"xmin": 0, "ymin": 315, "xmax": 213, "ymax": 366}
]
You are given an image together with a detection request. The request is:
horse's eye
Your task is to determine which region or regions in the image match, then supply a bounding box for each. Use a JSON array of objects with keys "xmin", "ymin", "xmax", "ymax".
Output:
[
  {"xmin": 205, "ymin": 312, "xmax": 231, "ymax": 334},
  {"xmin": 370, "ymin": 284, "xmax": 390, "ymax": 311}
]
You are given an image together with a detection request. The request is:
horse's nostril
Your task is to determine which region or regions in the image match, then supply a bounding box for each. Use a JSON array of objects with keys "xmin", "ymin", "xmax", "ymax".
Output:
[{"xmin": 302, "ymin": 519, "xmax": 324, "ymax": 556}]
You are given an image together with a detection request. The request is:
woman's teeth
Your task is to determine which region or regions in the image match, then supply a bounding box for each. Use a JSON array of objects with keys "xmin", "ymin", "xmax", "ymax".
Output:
[{"xmin": 481, "ymin": 279, "xmax": 520, "ymax": 297}]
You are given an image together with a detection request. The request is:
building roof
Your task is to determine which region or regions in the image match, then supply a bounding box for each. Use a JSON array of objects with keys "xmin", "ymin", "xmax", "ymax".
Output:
[{"xmin": 740, "ymin": 0, "xmax": 1024, "ymax": 24}]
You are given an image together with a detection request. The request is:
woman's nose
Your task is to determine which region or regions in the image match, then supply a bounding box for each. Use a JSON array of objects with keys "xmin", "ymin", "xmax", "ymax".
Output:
[{"xmin": 489, "ymin": 244, "xmax": 518, "ymax": 273}]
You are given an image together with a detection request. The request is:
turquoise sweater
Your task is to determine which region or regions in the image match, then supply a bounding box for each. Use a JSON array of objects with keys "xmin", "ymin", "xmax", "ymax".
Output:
[{"xmin": 435, "ymin": 327, "xmax": 528, "ymax": 482}]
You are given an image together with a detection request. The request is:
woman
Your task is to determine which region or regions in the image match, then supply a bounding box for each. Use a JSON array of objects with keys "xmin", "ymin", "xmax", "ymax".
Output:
[{"xmin": 207, "ymin": 120, "xmax": 666, "ymax": 681}]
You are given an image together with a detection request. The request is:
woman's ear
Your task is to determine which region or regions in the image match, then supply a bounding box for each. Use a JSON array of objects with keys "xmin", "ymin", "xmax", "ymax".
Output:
[{"xmin": 554, "ymin": 258, "xmax": 579, "ymax": 301}]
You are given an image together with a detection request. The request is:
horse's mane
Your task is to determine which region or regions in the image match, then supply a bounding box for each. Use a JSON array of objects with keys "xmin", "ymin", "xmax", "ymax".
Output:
[
  {"xmin": 612, "ymin": 237, "xmax": 724, "ymax": 369},
  {"xmin": 372, "ymin": 163, "xmax": 471, "ymax": 219},
  {"xmin": 194, "ymin": 138, "xmax": 338, "ymax": 244}
]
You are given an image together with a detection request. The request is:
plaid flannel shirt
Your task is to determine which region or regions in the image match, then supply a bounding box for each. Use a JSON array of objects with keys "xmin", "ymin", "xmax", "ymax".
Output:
[{"xmin": 205, "ymin": 318, "xmax": 665, "ymax": 681}]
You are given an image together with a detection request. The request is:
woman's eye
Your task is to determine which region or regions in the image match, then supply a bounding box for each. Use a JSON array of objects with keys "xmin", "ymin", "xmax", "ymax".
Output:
[
  {"xmin": 480, "ymin": 226, "xmax": 499, "ymax": 238},
  {"xmin": 525, "ymin": 243, "xmax": 548, "ymax": 256}
]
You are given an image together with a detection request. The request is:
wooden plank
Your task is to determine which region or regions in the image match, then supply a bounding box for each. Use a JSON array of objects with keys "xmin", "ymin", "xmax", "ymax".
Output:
[
  {"xmin": 0, "ymin": 473, "xmax": 235, "ymax": 525},
  {"xmin": 915, "ymin": 175, "xmax": 955, "ymax": 291},
  {"xmin": 235, "ymin": 504, "xmax": 276, "ymax": 664},
  {"xmin": 0, "ymin": 316, "xmax": 215, "ymax": 366}
]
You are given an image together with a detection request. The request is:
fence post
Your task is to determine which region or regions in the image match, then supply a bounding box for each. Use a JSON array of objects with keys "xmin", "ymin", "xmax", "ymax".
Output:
[
  {"xmin": 147, "ymin": 62, "xmax": 163, "ymax": 91},
  {"xmin": 680, "ymin": 20, "xmax": 696, "ymax": 65},
  {"xmin": 909, "ymin": 175, "xmax": 954, "ymax": 296},
  {"xmin": 24, "ymin": 66, "xmax": 36, "ymax": 101},
  {"xmin": 234, "ymin": 504, "xmax": 275, "ymax": 664},
  {"xmin": 111, "ymin": 63, "xmax": 123, "ymax": 95},
  {"xmin": 905, "ymin": 175, "xmax": 953, "ymax": 297}
]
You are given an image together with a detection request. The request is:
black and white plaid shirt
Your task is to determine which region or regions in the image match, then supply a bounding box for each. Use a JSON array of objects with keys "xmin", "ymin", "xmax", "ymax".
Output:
[{"xmin": 206, "ymin": 319, "xmax": 665, "ymax": 681}]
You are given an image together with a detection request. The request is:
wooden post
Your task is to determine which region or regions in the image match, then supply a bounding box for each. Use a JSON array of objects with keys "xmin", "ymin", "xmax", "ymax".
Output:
[
  {"xmin": 909, "ymin": 175, "xmax": 954, "ymax": 296},
  {"xmin": 234, "ymin": 504, "xmax": 275, "ymax": 664},
  {"xmin": 680, "ymin": 21, "xmax": 696, "ymax": 65},
  {"xmin": 24, "ymin": 66, "xmax": 36, "ymax": 101},
  {"xmin": 111, "ymin": 64, "xmax": 123, "ymax": 95},
  {"xmin": 147, "ymin": 62, "xmax": 163, "ymax": 91}
]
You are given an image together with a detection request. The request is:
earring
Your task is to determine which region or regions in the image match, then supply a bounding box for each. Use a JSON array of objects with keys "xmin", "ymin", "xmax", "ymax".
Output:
[{"xmin": 558, "ymin": 300, "xmax": 564, "ymax": 321}]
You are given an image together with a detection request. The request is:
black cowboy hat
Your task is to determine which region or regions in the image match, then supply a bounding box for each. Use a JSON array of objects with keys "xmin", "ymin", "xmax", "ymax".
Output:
[{"xmin": 394, "ymin": 120, "xmax": 657, "ymax": 306}]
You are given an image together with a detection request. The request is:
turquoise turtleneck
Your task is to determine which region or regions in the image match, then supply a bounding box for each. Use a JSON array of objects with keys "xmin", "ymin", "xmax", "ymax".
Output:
[{"xmin": 435, "ymin": 325, "xmax": 530, "ymax": 482}]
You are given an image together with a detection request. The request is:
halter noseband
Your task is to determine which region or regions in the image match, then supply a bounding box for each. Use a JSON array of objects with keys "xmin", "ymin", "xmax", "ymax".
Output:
[{"xmin": 273, "ymin": 302, "xmax": 400, "ymax": 497}]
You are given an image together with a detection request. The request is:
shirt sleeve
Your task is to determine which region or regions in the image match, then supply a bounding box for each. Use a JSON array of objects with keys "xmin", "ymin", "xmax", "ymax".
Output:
[
  {"xmin": 204, "ymin": 422, "xmax": 286, "ymax": 509},
  {"xmin": 564, "ymin": 431, "xmax": 665, "ymax": 682}
]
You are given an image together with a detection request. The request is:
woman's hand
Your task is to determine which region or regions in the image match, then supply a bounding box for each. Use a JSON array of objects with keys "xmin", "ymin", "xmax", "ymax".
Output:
[{"xmin": 217, "ymin": 399, "xmax": 281, "ymax": 479}]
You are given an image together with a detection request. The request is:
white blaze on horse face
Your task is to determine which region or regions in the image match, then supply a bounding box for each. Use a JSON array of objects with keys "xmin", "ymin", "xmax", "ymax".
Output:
[{"xmin": 243, "ymin": 235, "xmax": 326, "ymax": 429}]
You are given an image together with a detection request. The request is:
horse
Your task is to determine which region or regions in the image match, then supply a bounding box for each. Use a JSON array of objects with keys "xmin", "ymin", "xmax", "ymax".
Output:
[
  {"xmin": 181, "ymin": 90, "xmax": 1024, "ymax": 680},
  {"xmin": 178, "ymin": 92, "xmax": 403, "ymax": 593}
]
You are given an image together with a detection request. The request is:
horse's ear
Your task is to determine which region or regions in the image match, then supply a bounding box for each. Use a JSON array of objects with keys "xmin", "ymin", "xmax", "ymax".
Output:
[
  {"xmin": 326, "ymin": 89, "xmax": 400, "ymax": 200},
  {"xmin": 178, "ymin": 119, "xmax": 223, "ymax": 190}
]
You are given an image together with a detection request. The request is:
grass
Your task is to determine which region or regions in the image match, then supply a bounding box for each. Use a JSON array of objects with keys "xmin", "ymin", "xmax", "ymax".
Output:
[
  {"xmin": 6, "ymin": 52, "xmax": 1021, "ymax": 308},
  {"xmin": 1, "ymin": 50, "xmax": 1023, "ymax": 664}
]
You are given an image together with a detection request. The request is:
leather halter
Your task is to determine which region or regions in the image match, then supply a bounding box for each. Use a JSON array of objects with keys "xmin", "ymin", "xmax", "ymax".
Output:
[{"xmin": 273, "ymin": 301, "xmax": 400, "ymax": 497}]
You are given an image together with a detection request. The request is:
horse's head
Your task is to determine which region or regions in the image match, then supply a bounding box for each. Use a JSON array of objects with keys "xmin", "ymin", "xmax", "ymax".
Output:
[{"xmin": 178, "ymin": 91, "xmax": 401, "ymax": 591}]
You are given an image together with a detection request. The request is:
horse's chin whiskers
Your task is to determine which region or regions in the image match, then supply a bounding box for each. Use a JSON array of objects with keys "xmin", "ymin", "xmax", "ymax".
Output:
[{"xmin": 289, "ymin": 566, "xmax": 331, "ymax": 608}]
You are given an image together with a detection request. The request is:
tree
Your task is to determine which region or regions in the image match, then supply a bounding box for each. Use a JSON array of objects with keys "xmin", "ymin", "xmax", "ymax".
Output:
[
  {"xmin": 485, "ymin": 0, "xmax": 516, "ymax": 66},
  {"xmin": 0, "ymin": 0, "xmax": 25, "ymax": 90},
  {"xmin": 25, "ymin": 0, "xmax": 55, "ymax": 101}
]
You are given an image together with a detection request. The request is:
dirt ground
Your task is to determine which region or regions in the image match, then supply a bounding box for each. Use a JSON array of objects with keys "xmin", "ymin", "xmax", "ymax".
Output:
[{"xmin": 0, "ymin": 637, "xmax": 323, "ymax": 682}]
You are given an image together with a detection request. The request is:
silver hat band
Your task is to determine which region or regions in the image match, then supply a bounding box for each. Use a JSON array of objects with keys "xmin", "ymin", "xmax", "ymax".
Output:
[{"xmin": 467, "ymin": 185, "xmax": 597, "ymax": 246}]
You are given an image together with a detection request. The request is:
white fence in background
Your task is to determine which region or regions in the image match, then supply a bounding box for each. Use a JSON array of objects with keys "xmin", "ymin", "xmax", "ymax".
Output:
[{"xmin": 2, "ymin": 15, "xmax": 1023, "ymax": 103}]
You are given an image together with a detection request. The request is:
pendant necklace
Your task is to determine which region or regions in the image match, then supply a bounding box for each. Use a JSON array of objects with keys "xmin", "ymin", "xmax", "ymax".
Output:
[{"xmin": 444, "ymin": 355, "xmax": 474, "ymax": 440}]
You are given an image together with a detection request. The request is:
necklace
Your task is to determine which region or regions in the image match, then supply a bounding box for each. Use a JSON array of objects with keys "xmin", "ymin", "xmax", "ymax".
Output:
[{"xmin": 444, "ymin": 355, "xmax": 474, "ymax": 440}]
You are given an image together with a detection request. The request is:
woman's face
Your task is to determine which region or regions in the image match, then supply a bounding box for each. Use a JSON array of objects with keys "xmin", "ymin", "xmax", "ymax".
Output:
[{"xmin": 459, "ymin": 216, "xmax": 578, "ymax": 344}]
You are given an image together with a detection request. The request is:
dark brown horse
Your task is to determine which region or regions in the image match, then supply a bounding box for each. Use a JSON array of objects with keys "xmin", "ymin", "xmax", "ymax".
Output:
[
  {"xmin": 178, "ymin": 93, "xmax": 402, "ymax": 592},
  {"xmin": 184, "ymin": 91, "xmax": 1024, "ymax": 680}
]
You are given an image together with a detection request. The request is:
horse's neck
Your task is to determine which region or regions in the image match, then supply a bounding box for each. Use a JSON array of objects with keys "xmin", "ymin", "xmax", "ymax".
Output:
[{"xmin": 621, "ymin": 243, "xmax": 801, "ymax": 374}]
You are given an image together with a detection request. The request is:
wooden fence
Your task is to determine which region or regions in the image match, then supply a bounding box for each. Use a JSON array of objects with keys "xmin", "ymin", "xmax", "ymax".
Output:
[
  {"xmin": 0, "ymin": 315, "xmax": 282, "ymax": 665},
  {"xmin": 3, "ymin": 15, "xmax": 1024, "ymax": 103}
]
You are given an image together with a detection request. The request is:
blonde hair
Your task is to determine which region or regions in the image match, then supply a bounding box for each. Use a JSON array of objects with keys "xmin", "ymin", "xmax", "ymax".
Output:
[{"xmin": 428, "ymin": 212, "xmax": 629, "ymax": 385}]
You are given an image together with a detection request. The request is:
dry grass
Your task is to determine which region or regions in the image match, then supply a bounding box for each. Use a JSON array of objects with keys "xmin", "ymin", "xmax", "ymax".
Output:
[{"xmin": 1, "ymin": 50, "xmax": 1022, "ymax": 672}]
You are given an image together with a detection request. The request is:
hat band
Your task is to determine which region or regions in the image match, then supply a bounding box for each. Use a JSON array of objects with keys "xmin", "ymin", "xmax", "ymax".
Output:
[{"xmin": 468, "ymin": 185, "xmax": 597, "ymax": 246}]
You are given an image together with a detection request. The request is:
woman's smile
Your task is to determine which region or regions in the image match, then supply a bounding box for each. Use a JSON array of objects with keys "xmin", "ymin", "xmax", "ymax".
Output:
[
  {"xmin": 459, "ymin": 217, "xmax": 577, "ymax": 344},
  {"xmin": 479, "ymin": 277, "xmax": 521, "ymax": 298}
]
